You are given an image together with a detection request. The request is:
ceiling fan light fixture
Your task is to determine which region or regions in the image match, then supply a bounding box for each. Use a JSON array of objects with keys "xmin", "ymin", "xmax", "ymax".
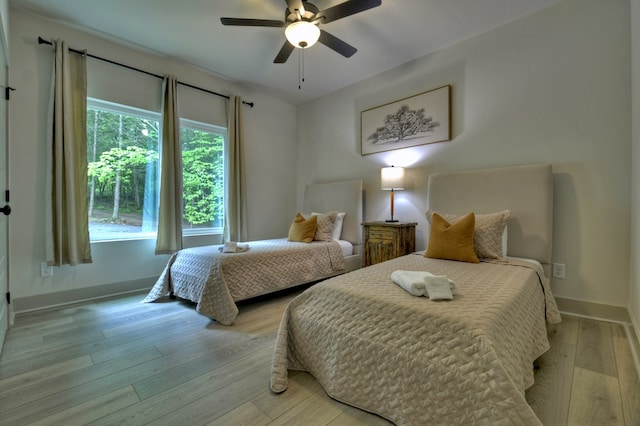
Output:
[{"xmin": 285, "ymin": 21, "xmax": 320, "ymax": 49}]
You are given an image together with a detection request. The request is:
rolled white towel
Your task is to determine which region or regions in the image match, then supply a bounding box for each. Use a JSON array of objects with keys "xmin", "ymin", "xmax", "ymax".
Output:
[
  {"xmin": 391, "ymin": 270, "xmax": 457, "ymax": 297},
  {"xmin": 425, "ymin": 275, "xmax": 454, "ymax": 300},
  {"xmin": 391, "ymin": 270, "xmax": 430, "ymax": 296}
]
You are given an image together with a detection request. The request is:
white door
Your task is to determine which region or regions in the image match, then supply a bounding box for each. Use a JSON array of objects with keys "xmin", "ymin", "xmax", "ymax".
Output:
[{"xmin": 0, "ymin": 26, "xmax": 9, "ymax": 354}]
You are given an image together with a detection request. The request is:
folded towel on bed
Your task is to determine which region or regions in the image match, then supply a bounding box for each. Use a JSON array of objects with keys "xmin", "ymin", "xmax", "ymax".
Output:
[
  {"xmin": 425, "ymin": 275, "xmax": 454, "ymax": 300},
  {"xmin": 390, "ymin": 270, "xmax": 429, "ymax": 296},
  {"xmin": 391, "ymin": 270, "xmax": 457, "ymax": 298},
  {"xmin": 218, "ymin": 242, "xmax": 250, "ymax": 253}
]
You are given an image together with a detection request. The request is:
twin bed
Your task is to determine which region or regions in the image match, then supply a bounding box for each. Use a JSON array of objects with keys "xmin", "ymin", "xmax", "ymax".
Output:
[
  {"xmin": 269, "ymin": 164, "xmax": 560, "ymax": 425},
  {"xmin": 143, "ymin": 180, "xmax": 364, "ymax": 325},
  {"xmin": 145, "ymin": 164, "xmax": 560, "ymax": 425}
]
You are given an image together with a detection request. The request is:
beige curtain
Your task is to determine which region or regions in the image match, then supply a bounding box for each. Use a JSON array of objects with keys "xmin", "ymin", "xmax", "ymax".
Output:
[
  {"xmin": 223, "ymin": 95, "xmax": 247, "ymax": 242},
  {"xmin": 45, "ymin": 40, "xmax": 92, "ymax": 266},
  {"xmin": 155, "ymin": 75, "xmax": 183, "ymax": 254}
]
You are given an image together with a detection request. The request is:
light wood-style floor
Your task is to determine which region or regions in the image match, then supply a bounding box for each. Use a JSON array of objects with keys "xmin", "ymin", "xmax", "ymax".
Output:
[{"xmin": 0, "ymin": 288, "xmax": 638, "ymax": 425}]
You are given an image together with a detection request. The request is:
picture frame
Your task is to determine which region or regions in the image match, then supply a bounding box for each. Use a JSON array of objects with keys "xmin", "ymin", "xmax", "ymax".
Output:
[{"xmin": 360, "ymin": 85, "xmax": 451, "ymax": 155}]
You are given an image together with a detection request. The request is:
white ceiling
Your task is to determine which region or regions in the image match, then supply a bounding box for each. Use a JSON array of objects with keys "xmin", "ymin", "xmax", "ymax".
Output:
[{"xmin": 11, "ymin": 0, "xmax": 560, "ymax": 105}]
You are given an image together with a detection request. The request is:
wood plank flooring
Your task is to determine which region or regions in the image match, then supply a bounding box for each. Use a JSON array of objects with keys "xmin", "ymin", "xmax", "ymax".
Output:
[{"xmin": 0, "ymin": 288, "xmax": 638, "ymax": 425}]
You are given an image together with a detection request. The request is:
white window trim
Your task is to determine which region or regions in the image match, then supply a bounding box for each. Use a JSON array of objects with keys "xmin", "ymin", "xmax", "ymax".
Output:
[{"xmin": 88, "ymin": 98, "xmax": 161, "ymax": 122}]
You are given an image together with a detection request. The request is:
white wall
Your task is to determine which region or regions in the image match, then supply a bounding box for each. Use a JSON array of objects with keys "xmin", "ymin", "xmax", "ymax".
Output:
[
  {"xmin": 631, "ymin": 0, "xmax": 640, "ymax": 330},
  {"xmin": 9, "ymin": 9, "xmax": 297, "ymax": 310},
  {"xmin": 297, "ymin": 0, "xmax": 631, "ymax": 309}
]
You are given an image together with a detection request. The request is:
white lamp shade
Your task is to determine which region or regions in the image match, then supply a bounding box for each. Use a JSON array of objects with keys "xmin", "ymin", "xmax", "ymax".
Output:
[
  {"xmin": 285, "ymin": 21, "xmax": 320, "ymax": 48},
  {"xmin": 381, "ymin": 166, "xmax": 405, "ymax": 190}
]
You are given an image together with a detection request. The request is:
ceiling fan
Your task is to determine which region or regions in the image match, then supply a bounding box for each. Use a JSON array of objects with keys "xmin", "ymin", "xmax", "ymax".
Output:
[{"xmin": 220, "ymin": 0, "xmax": 382, "ymax": 64}]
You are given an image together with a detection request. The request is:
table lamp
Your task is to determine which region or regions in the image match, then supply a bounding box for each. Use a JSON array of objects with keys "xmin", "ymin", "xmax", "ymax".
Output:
[{"xmin": 381, "ymin": 166, "xmax": 405, "ymax": 222}]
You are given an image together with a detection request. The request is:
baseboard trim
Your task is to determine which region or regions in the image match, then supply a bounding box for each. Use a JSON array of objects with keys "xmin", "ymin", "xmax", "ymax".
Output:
[
  {"xmin": 555, "ymin": 296, "xmax": 631, "ymax": 324},
  {"xmin": 12, "ymin": 278, "xmax": 156, "ymax": 314}
]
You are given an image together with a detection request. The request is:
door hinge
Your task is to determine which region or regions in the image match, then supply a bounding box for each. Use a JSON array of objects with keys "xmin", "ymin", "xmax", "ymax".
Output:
[
  {"xmin": 5, "ymin": 86, "xmax": 15, "ymax": 100},
  {"xmin": 5, "ymin": 292, "xmax": 9, "ymax": 304}
]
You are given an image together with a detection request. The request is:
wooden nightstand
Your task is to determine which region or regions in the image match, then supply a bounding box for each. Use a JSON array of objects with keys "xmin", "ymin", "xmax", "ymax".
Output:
[{"xmin": 362, "ymin": 221, "xmax": 417, "ymax": 266}]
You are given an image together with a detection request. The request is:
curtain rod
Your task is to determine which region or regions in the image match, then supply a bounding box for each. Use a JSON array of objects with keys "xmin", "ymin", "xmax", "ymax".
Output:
[{"xmin": 37, "ymin": 36, "xmax": 254, "ymax": 108}]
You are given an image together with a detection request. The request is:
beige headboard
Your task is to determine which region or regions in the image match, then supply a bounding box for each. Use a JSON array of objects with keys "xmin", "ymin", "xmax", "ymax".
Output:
[
  {"xmin": 427, "ymin": 164, "xmax": 553, "ymax": 267},
  {"xmin": 303, "ymin": 180, "xmax": 363, "ymax": 246}
]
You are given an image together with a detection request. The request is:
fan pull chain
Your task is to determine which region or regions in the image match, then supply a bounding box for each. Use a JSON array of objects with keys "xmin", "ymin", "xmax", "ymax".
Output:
[
  {"xmin": 298, "ymin": 49, "xmax": 303, "ymax": 90},
  {"xmin": 298, "ymin": 48, "xmax": 307, "ymax": 90},
  {"xmin": 298, "ymin": 49, "xmax": 301, "ymax": 90}
]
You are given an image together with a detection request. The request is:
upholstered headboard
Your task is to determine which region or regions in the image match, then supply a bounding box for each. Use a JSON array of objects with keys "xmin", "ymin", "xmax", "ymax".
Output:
[
  {"xmin": 303, "ymin": 180, "xmax": 363, "ymax": 246},
  {"xmin": 427, "ymin": 164, "xmax": 553, "ymax": 267}
]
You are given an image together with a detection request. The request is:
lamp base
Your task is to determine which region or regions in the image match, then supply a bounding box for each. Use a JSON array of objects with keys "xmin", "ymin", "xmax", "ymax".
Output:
[{"xmin": 385, "ymin": 219, "xmax": 399, "ymax": 223}]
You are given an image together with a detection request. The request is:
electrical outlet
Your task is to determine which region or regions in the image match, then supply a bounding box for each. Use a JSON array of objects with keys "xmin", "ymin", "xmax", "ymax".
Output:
[
  {"xmin": 552, "ymin": 263, "xmax": 565, "ymax": 279},
  {"xmin": 40, "ymin": 262, "xmax": 53, "ymax": 277}
]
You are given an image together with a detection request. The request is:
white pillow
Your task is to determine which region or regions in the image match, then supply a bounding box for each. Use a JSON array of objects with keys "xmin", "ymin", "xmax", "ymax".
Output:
[{"xmin": 313, "ymin": 211, "xmax": 345, "ymax": 240}]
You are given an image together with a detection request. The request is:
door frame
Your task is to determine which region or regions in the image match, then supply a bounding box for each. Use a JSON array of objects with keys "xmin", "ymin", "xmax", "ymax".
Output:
[{"xmin": 0, "ymin": 1, "xmax": 11, "ymax": 354}]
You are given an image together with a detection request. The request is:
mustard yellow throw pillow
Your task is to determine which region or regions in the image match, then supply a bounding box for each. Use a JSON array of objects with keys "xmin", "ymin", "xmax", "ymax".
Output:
[
  {"xmin": 288, "ymin": 213, "xmax": 317, "ymax": 243},
  {"xmin": 426, "ymin": 212, "xmax": 480, "ymax": 263}
]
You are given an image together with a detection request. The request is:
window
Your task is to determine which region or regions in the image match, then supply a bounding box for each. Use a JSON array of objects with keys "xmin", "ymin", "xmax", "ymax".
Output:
[
  {"xmin": 87, "ymin": 99, "xmax": 226, "ymax": 241},
  {"xmin": 87, "ymin": 99, "xmax": 160, "ymax": 241},
  {"xmin": 180, "ymin": 119, "xmax": 226, "ymax": 235}
]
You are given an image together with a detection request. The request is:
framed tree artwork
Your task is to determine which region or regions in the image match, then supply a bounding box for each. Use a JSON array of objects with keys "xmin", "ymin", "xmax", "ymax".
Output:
[{"xmin": 361, "ymin": 85, "xmax": 451, "ymax": 155}]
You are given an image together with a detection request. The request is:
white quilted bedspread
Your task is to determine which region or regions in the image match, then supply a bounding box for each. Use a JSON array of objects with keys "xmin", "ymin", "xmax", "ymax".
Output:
[
  {"xmin": 270, "ymin": 253, "xmax": 560, "ymax": 425},
  {"xmin": 144, "ymin": 238, "xmax": 345, "ymax": 325}
]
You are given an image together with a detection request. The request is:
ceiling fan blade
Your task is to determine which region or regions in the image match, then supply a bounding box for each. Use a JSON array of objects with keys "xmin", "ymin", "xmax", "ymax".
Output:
[
  {"xmin": 220, "ymin": 18, "xmax": 286, "ymax": 27},
  {"xmin": 318, "ymin": 30, "xmax": 357, "ymax": 58},
  {"xmin": 318, "ymin": 0, "xmax": 382, "ymax": 24},
  {"xmin": 286, "ymin": 0, "xmax": 306, "ymax": 15},
  {"xmin": 274, "ymin": 41, "xmax": 295, "ymax": 63}
]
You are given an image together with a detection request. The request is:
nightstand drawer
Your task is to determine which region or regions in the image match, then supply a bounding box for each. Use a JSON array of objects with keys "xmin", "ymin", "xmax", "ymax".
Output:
[{"xmin": 366, "ymin": 227, "xmax": 396, "ymax": 242}]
